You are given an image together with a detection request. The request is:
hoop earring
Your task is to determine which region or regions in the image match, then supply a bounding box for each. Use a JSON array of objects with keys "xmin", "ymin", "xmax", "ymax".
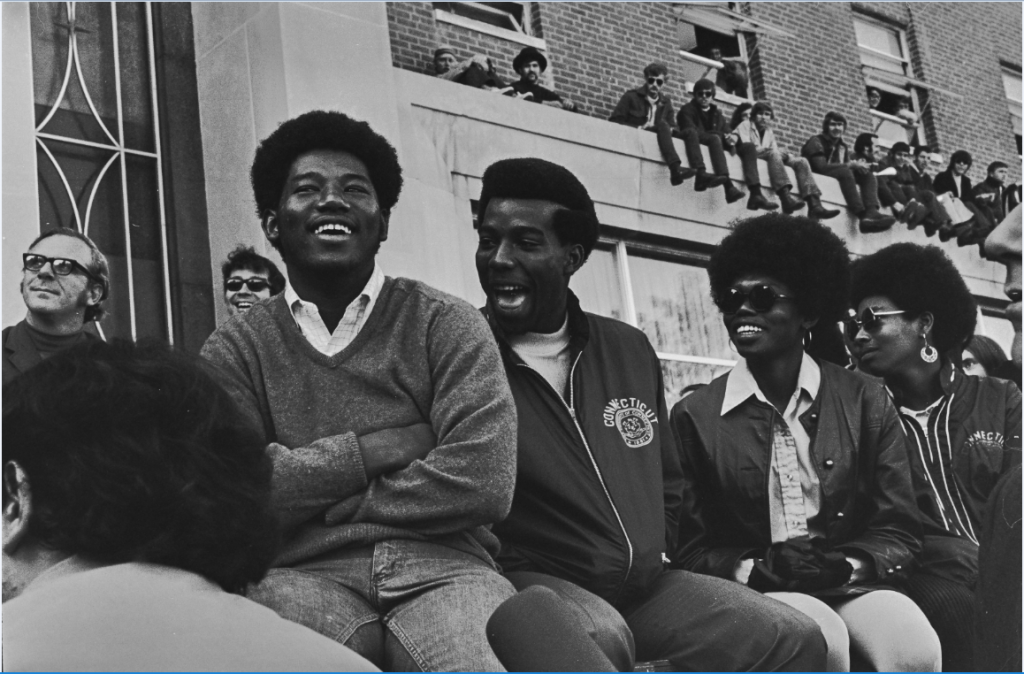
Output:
[
  {"xmin": 920, "ymin": 335, "xmax": 938, "ymax": 363},
  {"xmin": 803, "ymin": 330, "xmax": 813, "ymax": 350}
]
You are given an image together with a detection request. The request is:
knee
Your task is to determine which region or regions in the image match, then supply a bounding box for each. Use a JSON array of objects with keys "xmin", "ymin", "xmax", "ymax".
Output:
[
  {"xmin": 347, "ymin": 620, "xmax": 386, "ymax": 666},
  {"xmin": 704, "ymin": 135, "xmax": 723, "ymax": 150},
  {"xmin": 791, "ymin": 157, "xmax": 811, "ymax": 171},
  {"xmin": 768, "ymin": 607, "xmax": 830, "ymax": 671},
  {"xmin": 679, "ymin": 128, "xmax": 699, "ymax": 142},
  {"xmin": 887, "ymin": 624, "xmax": 942, "ymax": 672}
]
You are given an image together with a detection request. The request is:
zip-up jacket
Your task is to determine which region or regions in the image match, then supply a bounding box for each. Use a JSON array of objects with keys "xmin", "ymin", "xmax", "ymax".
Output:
[
  {"xmin": 485, "ymin": 291, "xmax": 683, "ymax": 609},
  {"xmin": 670, "ymin": 361, "xmax": 922, "ymax": 585}
]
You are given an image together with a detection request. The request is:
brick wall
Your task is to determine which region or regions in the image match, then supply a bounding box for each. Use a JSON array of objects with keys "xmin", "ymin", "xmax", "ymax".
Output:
[{"xmin": 387, "ymin": 2, "xmax": 1021, "ymax": 180}]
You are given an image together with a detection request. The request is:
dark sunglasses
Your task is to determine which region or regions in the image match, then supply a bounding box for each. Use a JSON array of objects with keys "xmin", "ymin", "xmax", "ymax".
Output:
[
  {"xmin": 716, "ymin": 285, "xmax": 794, "ymax": 314},
  {"xmin": 23, "ymin": 253, "xmax": 103, "ymax": 284},
  {"xmin": 646, "ymin": 77, "xmax": 665, "ymax": 86},
  {"xmin": 225, "ymin": 277, "xmax": 270, "ymax": 292},
  {"xmin": 844, "ymin": 307, "xmax": 905, "ymax": 340},
  {"xmin": 694, "ymin": 89, "xmax": 715, "ymax": 98}
]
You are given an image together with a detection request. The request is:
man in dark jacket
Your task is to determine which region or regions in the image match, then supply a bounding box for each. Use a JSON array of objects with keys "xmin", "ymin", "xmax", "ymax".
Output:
[
  {"xmin": 473, "ymin": 156, "xmax": 828, "ymax": 671},
  {"xmin": 505, "ymin": 46, "xmax": 577, "ymax": 111},
  {"xmin": 677, "ymin": 78, "xmax": 775, "ymax": 210},
  {"xmin": 610, "ymin": 62, "xmax": 695, "ymax": 187},
  {"xmin": 973, "ymin": 161, "xmax": 1020, "ymax": 230},
  {"xmin": 801, "ymin": 111, "xmax": 896, "ymax": 233}
]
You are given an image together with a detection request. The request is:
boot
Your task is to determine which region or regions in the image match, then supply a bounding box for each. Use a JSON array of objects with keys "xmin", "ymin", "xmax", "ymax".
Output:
[
  {"xmin": 939, "ymin": 217, "xmax": 973, "ymax": 242},
  {"xmin": 747, "ymin": 186, "xmax": 778, "ymax": 211},
  {"xmin": 724, "ymin": 182, "xmax": 746, "ymax": 204},
  {"xmin": 777, "ymin": 188, "xmax": 805, "ymax": 215},
  {"xmin": 806, "ymin": 194, "xmax": 840, "ymax": 220},
  {"xmin": 957, "ymin": 225, "xmax": 989, "ymax": 247},
  {"xmin": 670, "ymin": 163, "xmax": 697, "ymax": 186},
  {"xmin": 904, "ymin": 201, "xmax": 930, "ymax": 229},
  {"xmin": 858, "ymin": 209, "xmax": 896, "ymax": 233},
  {"xmin": 693, "ymin": 171, "xmax": 714, "ymax": 192}
]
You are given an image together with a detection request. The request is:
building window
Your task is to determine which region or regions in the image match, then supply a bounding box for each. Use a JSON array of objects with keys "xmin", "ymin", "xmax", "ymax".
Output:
[
  {"xmin": 853, "ymin": 15, "xmax": 922, "ymax": 147},
  {"xmin": 1002, "ymin": 68, "xmax": 1022, "ymax": 155},
  {"xmin": 573, "ymin": 236, "xmax": 735, "ymax": 409},
  {"xmin": 433, "ymin": 2, "xmax": 545, "ymax": 48},
  {"xmin": 30, "ymin": 1, "xmax": 172, "ymax": 343}
]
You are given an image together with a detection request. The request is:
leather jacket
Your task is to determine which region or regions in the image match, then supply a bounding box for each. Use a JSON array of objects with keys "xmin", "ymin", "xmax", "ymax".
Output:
[{"xmin": 669, "ymin": 360, "xmax": 922, "ymax": 586}]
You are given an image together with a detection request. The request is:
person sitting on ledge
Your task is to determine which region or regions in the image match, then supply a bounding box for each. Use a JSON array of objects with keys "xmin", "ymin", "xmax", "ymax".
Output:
[
  {"xmin": 801, "ymin": 111, "xmax": 896, "ymax": 233},
  {"xmin": 733, "ymin": 101, "xmax": 840, "ymax": 219},
  {"xmin": 433, "ymin": 45, "xmax": 504, "ymax": 90},
  {"xmin": 505, "ymin": 46, "xmax": 577, "ymax": 111},
  {"xmin": 677, "ymin": 78, "xmax": 774, "ymax": 210},
  {"xmin": 609, "ymin": 62, "xmax": 696, "ymax": 187}
]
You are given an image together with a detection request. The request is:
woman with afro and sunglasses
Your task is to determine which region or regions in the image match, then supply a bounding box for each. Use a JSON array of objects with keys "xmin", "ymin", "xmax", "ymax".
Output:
[
  {"xmin": 669, "ymin": 214, "xmax": 939, "ymax": 672},
  {"xmin": 849, "ymin": 243, "xmax": 1022, "ymax": 671}
]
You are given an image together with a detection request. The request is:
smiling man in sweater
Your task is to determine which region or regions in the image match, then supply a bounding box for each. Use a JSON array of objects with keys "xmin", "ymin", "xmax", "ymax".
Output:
[
  {"xmin": 474, "ymin": 157, "xmax": 827, "ymax": 671},
  {"xmin": 201, "ymin": 110, "xmax": 518, "ymax": 671}
]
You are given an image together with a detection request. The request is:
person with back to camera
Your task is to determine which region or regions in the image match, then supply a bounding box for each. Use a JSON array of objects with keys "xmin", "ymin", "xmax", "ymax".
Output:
[
  {"xmin": 961, "ymin": 334, "xmax": 1010, "ymax": 379},
  {"xmin": 2, "ymin": 339, "xmax": 377, "ymax": 672},
  {"xmin": 848, "ymin": 243, "xmax": 1022, "ymax": 671},
  {"xmin": 221, "ymin": 244, "xmax": 286, "ymax": 318},
  {"xmin": 670, "ymin": 214, "xmax": 939, "ymax": 672},
  {"xmin": 732, "ymin": 101, "xmax": 840, "ymax": 219}
]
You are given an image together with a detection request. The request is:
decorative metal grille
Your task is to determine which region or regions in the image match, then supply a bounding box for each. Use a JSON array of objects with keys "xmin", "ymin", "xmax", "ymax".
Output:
[{"xmin": 30, "ymin": 2, "xmax": 172, "ymax": 342}]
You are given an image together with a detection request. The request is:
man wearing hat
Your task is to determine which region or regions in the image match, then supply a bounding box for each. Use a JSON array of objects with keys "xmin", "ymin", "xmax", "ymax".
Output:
[
  {"xmin": 506, "ymin": 47, "xmax": 577, "ymax": 111},
  {"xmin": 474, "ymin": 156, "xmax": 828, "ymax": 671},
  {"xmin": 433, "ymin": 45, "xmax": 504, "ymax": 90}
]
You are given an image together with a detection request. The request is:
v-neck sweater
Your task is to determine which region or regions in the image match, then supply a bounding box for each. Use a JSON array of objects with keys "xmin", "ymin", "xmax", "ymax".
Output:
[{"xmin": 201, "ymin": 276, "xmax": 517, "ymax": 565}]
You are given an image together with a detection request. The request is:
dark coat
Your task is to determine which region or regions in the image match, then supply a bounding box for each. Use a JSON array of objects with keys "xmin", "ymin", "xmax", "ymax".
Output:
[
  {"xmin": 2, "ymin": 319, "xmax": 95, "ymax": 385},
  {"xmin": 609, "ymin": 88, "xmax": 676, "ymax": 130},
  {"xmin": 933, "ymin": 169, "xmax": 976, "ymax": 204},
  {"xmin": 486, "ymin": 291, "xmax": 683, "ymax": 610},
  {"xmin": 669, "ymin": 361, "xmax": 921, "ymax": 586},
  {"xmin": 506, "ymin": 80, "xmax": 566, "ymax": 106},
  {"xmin": 801, "ymin": 133, "xmax": 851, "ymax": 171},
  {"xmin": 676, "ymin": 100, "xmax": 729, "ymax": 137}
]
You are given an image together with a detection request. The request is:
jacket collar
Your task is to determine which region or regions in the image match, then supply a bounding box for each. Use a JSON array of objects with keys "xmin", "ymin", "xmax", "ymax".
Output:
[
  {"xmin": 722, "ymin": 352, "xmax": 821, "ymax": 416},
  {"xmin": 484, "ymin": 289, "xmax": 590, "ymax": 363},
  {"xmin": 4, "ymin": 319, "xmax": 44, "ymax": 375}
]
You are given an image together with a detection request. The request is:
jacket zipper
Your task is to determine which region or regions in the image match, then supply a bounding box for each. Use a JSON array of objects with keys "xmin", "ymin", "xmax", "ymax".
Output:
[{"xmin": 516, "ymin": 353, "xmax": 635, "ymax": 592}]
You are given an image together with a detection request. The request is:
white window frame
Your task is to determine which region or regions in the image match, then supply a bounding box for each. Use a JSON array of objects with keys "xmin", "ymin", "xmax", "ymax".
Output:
[
  {"xmin": 1002, "ymin": 67, "xmax": 1022, "ymax": 156},
  {"xmin": 675, "ymin": 19, "xmax": 753, "ymax": 105},
  {"xmin": 433, "ymin": 2, "xmax": 545, "ymax": 49},
  {"xmin": 853, "ymin": 15, "xmax": 922, "ymax": 147}
]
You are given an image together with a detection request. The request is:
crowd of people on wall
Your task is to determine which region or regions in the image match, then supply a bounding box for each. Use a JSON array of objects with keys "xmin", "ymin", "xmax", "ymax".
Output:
[
  {"xmin": 435, "ymin": 46, "xmax": 1021, "ymax": 249},
  {"xmin": 3, "ymin": 85, "xmax": 1021, "ymax": 673}
]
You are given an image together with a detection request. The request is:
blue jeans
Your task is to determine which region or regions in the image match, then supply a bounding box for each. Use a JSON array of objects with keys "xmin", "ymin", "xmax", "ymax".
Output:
[
  {"xmin": 510, "ymin": 569, "xmax": 827, "ymax": 671},
  {"xmin": 247, "ymin": 536, "xmax": 516, "ymax": 671}
]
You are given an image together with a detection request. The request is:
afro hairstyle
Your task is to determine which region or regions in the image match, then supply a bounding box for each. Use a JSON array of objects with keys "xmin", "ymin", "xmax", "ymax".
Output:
[
  {"xmin": 708, "ymin": 213, "xmax": 851, "ymax": 325},
  {"xmin": 849, "ymin": 243, "xmax": 977, "ymax": 354},
  {"xmin": 476, "ymin": 157, "xmax": 600, "ymax": 261},
  {"xmin": 250, "ymin": 110, "xmax": 403, "ymax": 220}
]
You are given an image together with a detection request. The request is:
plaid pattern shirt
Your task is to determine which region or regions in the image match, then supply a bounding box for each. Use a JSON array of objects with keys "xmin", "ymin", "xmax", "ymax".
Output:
[{"xmin": 283, "ymin": 264, "xmax": 385, "ymax": 356}]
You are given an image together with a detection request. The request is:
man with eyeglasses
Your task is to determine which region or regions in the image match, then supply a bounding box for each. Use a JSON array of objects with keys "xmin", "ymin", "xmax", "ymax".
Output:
[
  {"xmin": 677, "ymin": 78, "xmax": 776, "ymax": 210},
  {"xmin": 610, "ymin": 62, "xmax": 696, "ymax": 187},
  {"xmin": 221, "ymin": 244, "xmax": 286, "ymax": 318},
  {"xmin": 3, "ymin": 228, "xmax": 108, "ymax": 385}
]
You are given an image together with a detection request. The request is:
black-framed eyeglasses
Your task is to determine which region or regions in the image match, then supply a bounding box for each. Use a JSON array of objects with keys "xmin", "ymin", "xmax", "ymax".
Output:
[
  {"xmin": 225, "ymin": 277, "xmax": 271, "ymax": 293},
  {"xmin": 844, "ymin": 307, "xmax": 906, "ymax": 340},
  {"xmin": 716, "ymin": 285, "xmax": 795, "ymax": 314},
  {"xmin": 646, "ymin": 77, "xmax": 665, "ymax": 86},
  {"xmin": 694, "ymin": 90, "xmax": 715, "ymax": 98},
  {"xmin": 23, "ymin": 253, "xmax": 103, "ymax": 285}
]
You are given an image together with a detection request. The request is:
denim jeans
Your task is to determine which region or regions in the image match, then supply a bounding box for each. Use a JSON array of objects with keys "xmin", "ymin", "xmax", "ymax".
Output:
[
  {"xmin": 247, "ymin": 536, "xmax": 516, "ymax": 671},
  {"xmin": 509, "ymin": 569, "xmax": 827, "ymax": 671},
  {"xmin": 813, "ymin": 164, "xmax": 880, "ymax": 214},
  {"xmin": 754, "ymin": 147, "xmax": 822, "ymax": 198}
]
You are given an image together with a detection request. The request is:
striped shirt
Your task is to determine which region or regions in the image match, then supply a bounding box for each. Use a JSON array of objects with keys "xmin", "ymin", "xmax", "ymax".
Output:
[
  {"xmin": 283, "ymin": 264, "xmax": 385, "ymax": 356},
  {"xmin": 897, "ymin": 393, "xmax": 979, "ymax": 545}
]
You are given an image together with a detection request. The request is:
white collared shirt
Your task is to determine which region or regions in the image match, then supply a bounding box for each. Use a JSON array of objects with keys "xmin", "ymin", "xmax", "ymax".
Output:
[
  {"xmin": 722, "ymin": 352, "xmax": 823, "ymax": 542},
  {"xmin": 283, "ymin": 263, "xmax": 385, "ymax": 356}
]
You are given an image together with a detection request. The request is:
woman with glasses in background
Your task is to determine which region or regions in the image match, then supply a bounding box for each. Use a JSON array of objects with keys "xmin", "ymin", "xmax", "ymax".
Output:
[
  {"xmin": 670, "ymin": 214, "xmax": 938, "ymax": 672},
  {"xmin": 848, "ymin": 243, "xmax": 1022, "ymax": 672},
  {"xmin": 221, "ymin": 244, "xmax": 286, "ymax": 318}
]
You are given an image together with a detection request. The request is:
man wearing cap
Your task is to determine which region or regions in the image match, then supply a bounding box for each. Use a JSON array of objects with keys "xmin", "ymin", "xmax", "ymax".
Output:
[
  {"xmin": 432, "ymin": 45, "xmax": 504, "ymax": 90},
  {"xmin": 474, "ymin": 156, "xmax": 828, "ymax": 671},
  {"xmin": 677, "ymin": 78, "xmax": 774, "ymax": 209},
  {"xmin": 506, "ymin": 47, "xmax": 577, "ymax": 111},
  {"xmin": 4, "ymin": 228, "xmax": 108, "ymax": 385},
  {"xmin": 609, "ymin": 62, "xmax": 696, "ymax": 187}
]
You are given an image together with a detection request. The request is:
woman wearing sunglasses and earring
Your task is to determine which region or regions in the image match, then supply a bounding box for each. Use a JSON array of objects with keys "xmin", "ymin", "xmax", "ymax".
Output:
[
  {"xmin": 221, "ymin": 245, "xmax": 286, "ymax": 318},
  {"xmin": 669, "ymin": 214, "xmax": 939, "ymax": 672},
  {"xmin": 849, "ymin": 243, "xmax": 1021, "ymax": 672}
]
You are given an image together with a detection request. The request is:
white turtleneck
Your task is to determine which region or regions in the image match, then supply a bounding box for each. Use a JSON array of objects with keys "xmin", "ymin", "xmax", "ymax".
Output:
[{"xmin": 507, "ymin": 315, "xmax": 571, "ymax": 400}]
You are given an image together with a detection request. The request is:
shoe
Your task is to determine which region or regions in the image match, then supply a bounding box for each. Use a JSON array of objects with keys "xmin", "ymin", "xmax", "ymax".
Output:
[
  {"xmin": 925, "ymin": 218, "xmax": 949, "ymax": 238},
  {"xmin": 806, "ymin": 195, "xmax": 840, "ymax": 220},
  {"xmin": 939, "ymin": 217, "xmax": 972, "ymax": 242},
  {"xmin": 670, "ymin": 164, "xmax": 697, "ymax": 186},
  {"xmin": 777, "ymin": 189, "xmax": 805, "ymax": 215},
  {"xmin": 693, "ymin": 171, "xmax": 713, "ymax": 192},
  {"xmin": 747, "ymin": 192, "xmax": 778, "ymax": 211},
  {"xmin": 957, "ymin": 226, "xmax": 988, "ymax": 247},
  {"xmin": 858, "ymin": 210, "xmax": 896, "ymax": 233},
  {"xmin": 902, "ymin": 200, "xmax": 921, "ymax": 228},
  {"xmin": 724, "ymin": 183, "xmax": 746, "ymax": 204}
]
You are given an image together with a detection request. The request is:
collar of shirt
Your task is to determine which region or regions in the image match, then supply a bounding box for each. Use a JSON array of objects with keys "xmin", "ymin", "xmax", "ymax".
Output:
[
  {"xmin": 283, "ymin": 263, "xmax": 384, "ymax": 353},
  {"xmin": 721, "ymin": 351, "xmax": 821, "ymax": 416}
]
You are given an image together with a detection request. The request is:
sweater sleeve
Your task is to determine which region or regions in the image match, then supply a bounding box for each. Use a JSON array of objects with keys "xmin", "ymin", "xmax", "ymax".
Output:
[
  {"xmin": 348, "ymin": 299, "xmax": 517, "ymax": 533},
  {"xmin": 201, "ymin": 323, "xmax": 370, "ymax": 532}
]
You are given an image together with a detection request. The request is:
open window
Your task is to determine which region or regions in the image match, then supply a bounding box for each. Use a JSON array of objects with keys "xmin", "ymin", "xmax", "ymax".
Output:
[
  {"xmin": 433, "ymin": 2, "xmax": 544, "ymax": 48},
  {"xmin": 1002, "ymin": 67, "xmax": 1022, "ymax": 156},
  {"xmin": 853, "ymin": 15, "xmax": 923, "ymax": 148},
  {"xmin": 672, "ymin": 3, "xmax": 792, "ymax": 106}
]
